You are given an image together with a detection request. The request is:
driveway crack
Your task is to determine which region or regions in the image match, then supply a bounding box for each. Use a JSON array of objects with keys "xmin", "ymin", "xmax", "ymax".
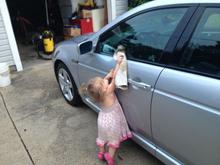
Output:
[{"xmin": 0, "ymin": 91, "xmax": 35, "ymax": 165}]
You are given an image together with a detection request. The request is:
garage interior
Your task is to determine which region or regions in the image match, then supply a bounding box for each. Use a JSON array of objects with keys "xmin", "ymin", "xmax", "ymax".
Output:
[
  {"xmin": 2, "ymin": 0, "xmax": 146, "ymax": 67},
  {"xmin": 6, "ymin": 0, "xmax": 109, "ymax": 44},
  {"xmin": 4, "ymin": 0, "xmax": 111, "ymax": 64},
  {"xmin": 7, "ymin": 0, "xmax": 62, "ymax": 41}
]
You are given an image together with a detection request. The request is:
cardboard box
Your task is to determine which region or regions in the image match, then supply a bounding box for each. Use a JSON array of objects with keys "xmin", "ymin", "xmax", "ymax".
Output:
[
  {"xmin": 64, "ymin": 35, "xmax": 73, "ymax": 40},
  {"xmin": 69, "ymin": 28, "xmax": 81, "ymax": 37},
  {"xmin": 63, "ymin": 25, "xmax": 81, "ymax": 37},
  {"xmin": 82, "ymin": 9, "xmax": 92, "ymax": 18}
]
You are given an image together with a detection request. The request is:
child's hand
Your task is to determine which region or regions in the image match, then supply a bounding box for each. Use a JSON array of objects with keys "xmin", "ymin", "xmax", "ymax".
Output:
[{"xmin": 116, "ymin": 52, "xmax": 125, "ymax": 64}]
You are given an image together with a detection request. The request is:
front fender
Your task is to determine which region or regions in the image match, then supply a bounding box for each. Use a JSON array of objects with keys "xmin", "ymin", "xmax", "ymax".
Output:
[{"xmin": 53, "ymin": 40, "xmax": 80, "ymax": 87}]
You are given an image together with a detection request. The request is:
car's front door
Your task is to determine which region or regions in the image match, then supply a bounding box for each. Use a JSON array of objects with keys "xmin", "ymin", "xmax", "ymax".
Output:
[
  {"xmin": 78, "ymin": 6, "xmax": 190, "ymax": 153},
  {"xmin": 152, "ymin": 7, "xmax": 220, "ymax": 165}
]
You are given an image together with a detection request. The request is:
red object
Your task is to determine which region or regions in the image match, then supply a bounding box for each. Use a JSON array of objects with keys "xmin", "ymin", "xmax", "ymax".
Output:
[{"xmin": 70, "ymin": 18, "xmax": 93, "ymax": 35}]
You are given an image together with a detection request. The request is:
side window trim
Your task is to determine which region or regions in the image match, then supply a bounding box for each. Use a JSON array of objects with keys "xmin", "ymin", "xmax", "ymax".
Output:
[
  {"xmin": 174, "ymin": 6, "xmax": 206, "ymax": 53},
  {"xmin": 160, "ymin": 6, "xmax": 199, "ymax": 64},
  {"xmin": 168, "ymin": 5, "xmax": 220, "ymax": 79}
]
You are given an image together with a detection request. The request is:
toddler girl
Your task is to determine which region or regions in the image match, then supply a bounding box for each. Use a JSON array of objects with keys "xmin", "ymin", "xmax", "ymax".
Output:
[{"xmin": 80, "ymin": 55, "xmax": 132, "ymax": 165}]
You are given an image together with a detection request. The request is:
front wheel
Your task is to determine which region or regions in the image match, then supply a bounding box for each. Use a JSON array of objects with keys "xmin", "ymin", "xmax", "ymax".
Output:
[{"xmin": 56, "ymin": 63, "xmax": 82, "ymax": 106}]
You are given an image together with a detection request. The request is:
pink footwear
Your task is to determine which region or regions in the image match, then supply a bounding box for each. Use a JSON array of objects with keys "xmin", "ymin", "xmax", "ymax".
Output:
[
  {"xmin": 104, "ymin": 153, "xmax": 114, "ymax": 165},
  {"xmin": 97, "ymin": 152, "xmax": 104, "ymax": 160}
]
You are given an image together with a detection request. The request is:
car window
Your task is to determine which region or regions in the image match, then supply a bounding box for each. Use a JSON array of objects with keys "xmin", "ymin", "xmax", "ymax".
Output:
[
  {"xmin": 177, "ymin": 8, "xmax": 220, "ymax": 78},
  {"xmin": 95, "ymin": 8, "xmax": 187, "ymax": 63}
]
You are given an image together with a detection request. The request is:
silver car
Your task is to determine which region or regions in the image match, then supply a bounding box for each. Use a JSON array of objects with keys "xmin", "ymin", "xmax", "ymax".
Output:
[{"xmin": 53, "ymin": 0, "xmax": 220, "ymax": 164}]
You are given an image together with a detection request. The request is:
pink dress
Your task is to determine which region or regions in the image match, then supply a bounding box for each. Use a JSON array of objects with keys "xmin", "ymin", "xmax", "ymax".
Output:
[{"xmin": 96, "ymin": 98, "xmax": 132, "ymax": 148}]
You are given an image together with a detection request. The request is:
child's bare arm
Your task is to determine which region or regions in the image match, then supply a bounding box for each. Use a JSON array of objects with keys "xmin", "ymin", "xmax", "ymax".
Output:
[
  {"xmin": 107, "ymin": 58, "xmax": 123, "ymax": 93},
  {"xmin": 113, "ymin": 62, "xmax": 121, "ymax": 78},
  {"xmin": 107, "ymin": 76, "xmax": 116, "ymax": 93},
  {"xmin": 104, "ymin": 69, "xmax": 114, "ymax": 80},
  {"xmin": 113, "ymin": 51, "xmax": 124, "ymax": 76}
]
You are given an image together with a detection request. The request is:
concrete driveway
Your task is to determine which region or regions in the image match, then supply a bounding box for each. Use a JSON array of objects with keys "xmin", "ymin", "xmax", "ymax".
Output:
[{"xmin": 0, "ymin": 44, "xmax": 163, "ymax": 165}]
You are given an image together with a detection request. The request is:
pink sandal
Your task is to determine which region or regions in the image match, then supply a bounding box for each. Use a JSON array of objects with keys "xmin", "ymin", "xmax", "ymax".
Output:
[
  {"xmin": 104, "ymin": 153, "xmax": 115, "ymax": 165},
  {"xmin": 97, "ymin": 152, "xmax": 104, "ymax": 160}
]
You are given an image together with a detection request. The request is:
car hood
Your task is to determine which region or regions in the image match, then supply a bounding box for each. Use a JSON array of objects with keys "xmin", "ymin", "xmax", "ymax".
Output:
[
  {"xmin": 54, "ymin": 32, "xmax": 95, "ymax": 49},
  {"xmin": 71, "ymin": 33, "xmax": 95, "ymax": 44}
]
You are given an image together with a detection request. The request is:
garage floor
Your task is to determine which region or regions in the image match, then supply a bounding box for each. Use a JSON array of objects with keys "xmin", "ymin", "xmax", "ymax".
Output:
[{"xmin": 0, "ymin": 43, "xmax": 163, "ymax": 165}]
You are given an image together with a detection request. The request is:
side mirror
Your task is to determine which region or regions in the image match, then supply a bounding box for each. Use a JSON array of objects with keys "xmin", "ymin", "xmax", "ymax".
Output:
[{"xmin": 79, "ymin": 41, "xmax": 93, "ymax": 55}]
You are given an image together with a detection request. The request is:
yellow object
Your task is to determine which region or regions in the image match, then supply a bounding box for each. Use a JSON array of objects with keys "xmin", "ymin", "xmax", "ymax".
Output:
[
  {"xmin": 82, "ymin": 9, "xmax": 92, "ymax": 18},
  {"xmin": 84, "ymin": 0, "xmax": 94, "ymax": 7},
  {"xmin": 43, "ymin": 37, "xmax": 54, "ymax": 53}
]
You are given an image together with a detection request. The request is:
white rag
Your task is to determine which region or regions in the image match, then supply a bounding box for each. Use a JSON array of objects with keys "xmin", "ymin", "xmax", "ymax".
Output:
[{"xmin": 113, "ymin": 51, "xmax": 128, "ymax": 90}]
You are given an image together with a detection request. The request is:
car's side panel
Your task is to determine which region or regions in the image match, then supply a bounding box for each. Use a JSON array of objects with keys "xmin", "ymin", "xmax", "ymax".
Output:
[
  {"xmin": 78, "ymin": 4, "xmax": 199, "ymax": 165},
  {"xmin": 152, "ymin": 68, "xmax": 220, "ymax": 165},
  {"xmin": 151, "ymin": 5, "xmax": 220, "ymax": 164},
  {"xmin": 53, "ymin": 2, "xmax": 220, "ymax": 165},
  {"xmin": 53, "ymin": 41, "xmax": 80, "ymax": 86},
  {"xmin": 78, "ymin": 52, "xmax": 115, "ymax": 84},
  {"xmin": 118, "ymin": 61, "xmax": 164, "ymax": 141},
  {"xmin": 132, "ymin": 132, "xmax": 157, "ymax": 156},
  {"xmin": 78, "ymin": 52, "xmax": 163, "ymax": 154}
]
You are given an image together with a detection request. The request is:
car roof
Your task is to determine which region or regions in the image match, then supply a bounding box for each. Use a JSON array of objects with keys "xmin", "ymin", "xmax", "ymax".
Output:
[
  {"xmin": 116, "ymin": 0, "xmax": 219, "ymax": 23},
  {"xmin": 95, "ymin": 0, "xmax": 219, "ymax": 37},
  {"xmin": 130, "ymin": 0, "xmax": 219, "ymax": 14},
  {"xmin": 142, "ymin": 0, "xmax": 219, "ymax": 8}
]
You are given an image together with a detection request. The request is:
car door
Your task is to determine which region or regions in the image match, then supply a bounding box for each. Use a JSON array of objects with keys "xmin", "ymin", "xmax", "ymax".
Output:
[
  {"xmin": 78, "ymin": 6, "xmax": 191, "ymax": 154},
  {"xmin": 152, "ymin": 6, "xmax": 220, "ymax": 165}
]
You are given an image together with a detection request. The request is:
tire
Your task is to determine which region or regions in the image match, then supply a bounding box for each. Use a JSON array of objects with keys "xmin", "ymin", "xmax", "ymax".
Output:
[
  {"xmin": 55, "ymin": 62, "xmax": 82, "ymax": 106},
  {"xmin": 38, "ymin": 51, "xmax": 53, "ymax": 60}
]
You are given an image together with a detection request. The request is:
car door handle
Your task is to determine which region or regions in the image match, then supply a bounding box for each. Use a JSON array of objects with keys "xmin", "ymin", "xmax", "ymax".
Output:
[{"xmin": 128, "ymin": 79, "xmax": 152, "ymax": 90}]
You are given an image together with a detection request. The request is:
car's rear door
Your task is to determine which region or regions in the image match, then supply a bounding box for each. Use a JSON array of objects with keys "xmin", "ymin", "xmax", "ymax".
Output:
[
  {"xmin": 78, "ymin": 5, "xmax": 194, "ymax": 154},
  {"xmin": 152, "ymin": 5, "xmax": 220, "ymax": 165}
]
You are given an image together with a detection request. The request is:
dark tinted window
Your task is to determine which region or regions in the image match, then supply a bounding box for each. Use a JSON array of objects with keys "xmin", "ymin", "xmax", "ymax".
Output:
[
  {"xmin": 96, "ymin": 8, "xmax": 187, "ymax": 63},
  {"xmin": 178, "ymin": 8, "xmax": 220, "ymax": 77}
]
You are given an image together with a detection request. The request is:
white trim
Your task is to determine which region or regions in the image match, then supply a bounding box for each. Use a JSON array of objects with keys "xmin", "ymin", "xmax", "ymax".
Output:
[
  {"xmin": 108, "ymin": 0, "xmax": 116, "ymax": 22},
  {"xmin": 0, "ymin": 0, "xmax": 23, "ymax": 71},
  {"xmin": 107, "ymin": 0, "xmax": 112, "ymax": 22},
  {"xmin": 111, "ymin": 0, "xmax": 116, "ymax": 20},
  {"xmin": 130, "ymin": 0, "xmax": 220, "ymax": 12}
]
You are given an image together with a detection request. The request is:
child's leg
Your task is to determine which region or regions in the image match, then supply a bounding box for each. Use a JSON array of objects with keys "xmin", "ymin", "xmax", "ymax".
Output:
[
  {"xmin": 97, "ymin": 145, "xmax": 105, "ymax": 160},
  {"xmin": 104, "ymin": 147, "xmax": 116, "ymax": 165},
  {"xmin": 96, "ymin": 138, "xmax": 106, "ymax": 160},
  {"xmin": 109, "ymin": 147, "xmax": 117, "ymax": 158},
  {"xmin": 99, "ymin": 145, "xmax": 105, "ymax": 153}
]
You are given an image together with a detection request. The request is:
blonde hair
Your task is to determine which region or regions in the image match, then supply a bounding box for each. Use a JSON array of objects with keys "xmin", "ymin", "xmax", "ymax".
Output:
[
  {"xmin": 115, "ymin": 45, "xmax": 125, "ymax": 54},
  {"xmin": 79, "ymin": 77, "xmax": 104, "ymax": 103}
]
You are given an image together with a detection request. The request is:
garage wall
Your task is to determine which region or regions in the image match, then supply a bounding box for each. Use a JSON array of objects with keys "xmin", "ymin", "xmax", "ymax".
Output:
[
  {"xmin": 58, "ymin": 0, "xmax": 72, "ymax": 24},
  {"xmin": 0, "ymin": 12, "xmax": 14, "ymax": 65},
  {"xmin": 0, "ymin": 0, "xmax": 22, "ymax": 71},
  {"xmin": 116, "ymin": 0, "xmax": 128, "ymax": 17},
  {"xmin": 71, "ymin": 0, "xmax": 84, "ymax": 10},
  {"xmin": 108, "ymin": 0, "xmax": 128, "ymax": 22},
  {"xmin": 58, "ymin": 0, "xmax": 84, "ymax": 24},
  {"xmin": 58, "ymin": 0, "xmax": 128, "ymax": 24}
]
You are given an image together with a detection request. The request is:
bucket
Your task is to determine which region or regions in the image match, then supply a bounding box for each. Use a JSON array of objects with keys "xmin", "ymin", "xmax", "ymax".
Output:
[
  {"xmin": 0, "ymin": 63, "xmax": 11, "ymax": 87},
  {"xmin": 42, "ymin": 30, "xmax": 54, "ymax": 54},
  {"xmin": 43, "ymin": 37, "xmax": 54, "ymax": 53}
]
